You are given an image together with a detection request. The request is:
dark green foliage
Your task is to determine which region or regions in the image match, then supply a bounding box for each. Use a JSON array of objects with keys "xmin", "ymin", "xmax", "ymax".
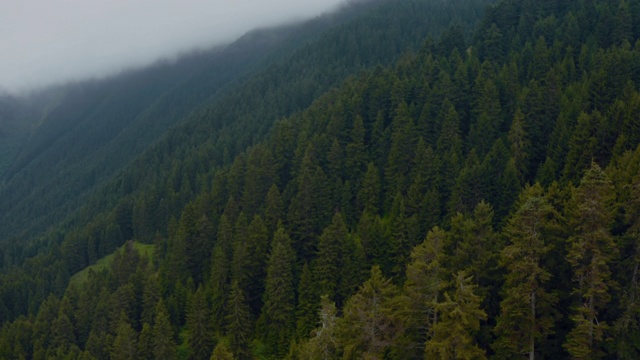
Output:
[
  {"xmin": 314, "ymin": 212, "xmax": 348, "ymax": 303},
  {"xmin": 493, "ymin": 184, "xmax": 557, "ymax": 359},
  {"xmin": 225, "ymin": 281, "xmax": 252, "ymax": 360},
  {"xmin": 187, "ymin": 287, "xmax": 214, "ymax": 360},
  {"xmin": 564, "ymin": 163, "xmax": 617, "ymax": 358},
  {"xmin": 111, "ymin": 316, "xmax": 138, "ymax": 360},
  {"xmin": 152, "ymin": 301, "xmax": 177, "ymax": 360},
  {"xmin": 6, "ymin": 0, "xmax": 640, "ymax": 359},
  {"xmin": 295, "ymin": 263, "xmax": 318, "ymax": 340},
  {"xmin": 260, "ymin": 226, "xmax": 296, "ymax": 358},
  {"xmin": 210, "ymin": 244, "xmax": 229, "ymax": 335},
  {"xmin": 424, "ymin": 272, "xmax": 487, "ymax": 360},
  {"xmin": 338, "ymin": 266, "xmax": 400, "ymax": 359}
]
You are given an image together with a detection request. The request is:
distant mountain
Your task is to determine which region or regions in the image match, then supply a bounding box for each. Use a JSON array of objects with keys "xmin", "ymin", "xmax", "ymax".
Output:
[
  {"xmin": 0, "ymin": 0, "xmax": 491, "ymax": 244},
  {"xmin": 0, "ymin": 0, "xmax": 391, "ymax": 242}
]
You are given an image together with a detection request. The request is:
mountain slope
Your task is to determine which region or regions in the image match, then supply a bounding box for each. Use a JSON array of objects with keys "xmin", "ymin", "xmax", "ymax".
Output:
[
  {"xmin": 0, "ymin": 0, "xmax": 391, "ymax": 242},
  {"xmin": 0, "ymin": 0, "xmax": 495, "ymax": 332}
]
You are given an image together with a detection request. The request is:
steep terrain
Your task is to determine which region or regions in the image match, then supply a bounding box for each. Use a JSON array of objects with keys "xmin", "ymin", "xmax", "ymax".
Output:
[{"xmin": 6, "ymin": 0, "xmax": 640, "ymax": 359}]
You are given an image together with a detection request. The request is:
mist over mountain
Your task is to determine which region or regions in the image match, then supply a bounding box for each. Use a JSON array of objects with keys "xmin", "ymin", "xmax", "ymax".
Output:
[
  {"xmin": 4, "ymin": 0, "xmax": 640, "ymax": 359},
  {"xmin": 0, "ymin": 0, "xmax": 349, "ymax": 93}
]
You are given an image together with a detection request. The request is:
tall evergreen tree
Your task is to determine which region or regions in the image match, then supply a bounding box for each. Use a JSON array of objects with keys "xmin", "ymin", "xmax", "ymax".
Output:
[
  {"xmin": 298, "ymin": 295, "xmax": 339, "ymax": 360},
  {"xmin": 226, "ymin": 281, "xmax": 252, "ymax": 360},
  {"xmin": 110, "ymin": 315, "xmax": 138, "ymax": 360},
  {"xmin": 152, "ymin": 301, "xmax": 177, "ymax": 360},
  {"xmin": 401, "ymin": 227, "xmax": 447, "ymax": 358},
  {"xmin": 260, "ymin": 225, "xmax": 296, "ymax": 358},
  {"xmin": 137, "ymin": 323, "xmax": 154, "ymax": 360},
  {"xmin": 210, "ymin": 243, "xmax": 229, "ymax": 335},
  {"xmin": 493, "ymin": 184, "xmax": 557, "ymax": 360},
  {"xmin": 187, "ymin": 286, "xmax": 214, "ymax": 360},
  {"xmin": 424, "ymin": 272, "xmax": 487, "ymax": 360},
  {"xmin": 314, "ymin": 212, "xmax": 347, "ymax": 303},
  {"xmin": 296, "ymin": 263, "xmax": 319, "ymax": 340},
  {"xmin": 338, "ymin": 266, "xmax": 400, "ymax": 359},
  {"xmin": 564, "ymin": 163, "xmax": 617, "ymax": 358}
]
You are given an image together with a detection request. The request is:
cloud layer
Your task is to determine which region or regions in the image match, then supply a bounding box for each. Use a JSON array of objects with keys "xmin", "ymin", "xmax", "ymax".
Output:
[{"xmin": 0, "ymin": 0, "xmax": 345, "ymax": 93}]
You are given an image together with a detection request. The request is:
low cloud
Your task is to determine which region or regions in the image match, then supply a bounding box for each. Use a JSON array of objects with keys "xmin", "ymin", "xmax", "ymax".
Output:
[{"xmin": 0, "ymin": 0, "xmax": 345, "ymax": 93}]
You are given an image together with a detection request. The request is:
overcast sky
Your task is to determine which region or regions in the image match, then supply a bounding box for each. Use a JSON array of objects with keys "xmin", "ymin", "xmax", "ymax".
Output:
[{"xmin": 0, "ymin": 0, "xmax": 346, "ymax": 94}]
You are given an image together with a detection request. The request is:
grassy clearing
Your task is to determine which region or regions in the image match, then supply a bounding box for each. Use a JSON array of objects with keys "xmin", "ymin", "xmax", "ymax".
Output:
[{"xmin": 69, "ymin": 242, "xmax": 154, "ymax": 287}]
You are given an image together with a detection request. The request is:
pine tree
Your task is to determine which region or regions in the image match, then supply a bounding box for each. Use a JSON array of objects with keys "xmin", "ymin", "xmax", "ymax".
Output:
[
  {"xmin": 296, "ymin": 263, "xmax": 319, "ymax": 340},
  {"xmin": 493, "ymin": 184, "xmax": 557, "ymax": 360},
  {"xmin": 260, "ymin": 225, "xmax": 296, "ymax": 358},
  {"xmin": 564, "ymin": 163, "xmax": 617, "ymax": 358},
  {"xmin": 339, "ymin": 234, "xmax": 368, "ymax": 306},
  {"xmin": 226, "ymin": 281, "xmax": 252, "ymax": 360},
  {"xmin": 265, "ymin": 184, "xmax": 284, "ymax": 234},
  {"xmin": 424, "ymin": 272, "xmax": 487, "ymax": 360},
  {"xmin": 141, "ymin": 275, "xmax": 161, "ymax": 326},
  {"xmin": 210, "ymin": 342, "xmax": 235, "ymax": 360},
  {"xmin": 244, "ymin": 215, "xmax": 270, "ymax": 314},
  {"xmin": 338, "ymin": 266, "xmax": 400, "ymax": 359},
  {"xmin": 345, "ymin": 115, "xmax": 367, "ymax": 182},
  {"xmin": 401, "ymin": 227, "xmax": 447, "ymax": 358},
  {"xmin": 152, "ymin": 301, "xmax": 177, "ymax": 360},
  {"xmin": 450, "ymin": 201, "xmax": 501, "ymax": 302},
  {"xmin": 357, "ymin": 162, "xmax": 381, "ymax": 214},
  {"xmin": 508, "ymin": 108, "xmax": 530, "ymax": 184},
  {"xmin": 187, "ymin": 286, "xmax": 214, "ymax": 360},
  {"xmin": 210, "ymin": 243, "xmax": 229, "ymax": 335},
  {"xmin": 110, "ymin": 315, "xmax": 138, "ymax": 360},
  {"xmin": 298, "ymin": 295, "xmax": 339, "ymax": 360},
  {"xmin": 314, "ymin": 212, "xmax": 347, "ymax": 303},
  {"xmin": 613, "ymin": 155, "xmax": 640, "ymax": 358},
  {"xmin": 385, "ymin": 101, "xmax": 416, "ymax": 195},
  {"xmin": 137, "ymin": 323, "xmax": 153, "ymax": 360}
]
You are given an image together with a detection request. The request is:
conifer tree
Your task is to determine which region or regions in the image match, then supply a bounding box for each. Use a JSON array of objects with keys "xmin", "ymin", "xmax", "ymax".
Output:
[
  {"xmin": 402, "ymin": 227, "xmax": 447, "ymax": 358},
  {"xmin": 210, "ymin": 342, "xmax": 235, "ymax": 360},
  {"xmin": 424, "ymin": 272, "xmax": 487, "ymax": 360},
  {"xmin": 385, "ymin": 101, "xmax": 416, "ymax": 195},
  {"xmin": 110, "ymin": 315, "xmax": 138, "ymax": 360},
  {"xmin": 613, "ymin": 155, "xmax": 640, "ymax": 358},
  {"xmin": 141, "ymin": 275, "xmax": 161, "ymax": 326},
  {"xmin": 244, "ymin": 215, "xmax": 270, "ymax": 314},
  {"xmin": 187, "ymin": 286, "xmax": 214, "ymax": 360},
  {"xmin": 346, "ymin": 115, "xmax": 367, "ymax": 182},
  {"xmin": 339, "ymin": 266, "xmax": 400, "ymax": 359},
  {"xmin": 298, "ymin": 295, "xmax": 339, "ymax": 360},
  {"xmin": 493, "ymin": 184, "xmax": 557, "ymax": 360},
  {"xmin": 217, "ymin": 214, "xmax": 234, "ymax": 258},
  {"xmin": 210, "ymin": 243, "xmax": 229, "ymax": 334},
  {"xmin": 314, "ymin": 212, "xmax": 347, "ymax": 302},
  {"xmin": 508, "ymin": 108, "xmax": 530, "ymax": 184},
  {"xmin": 357, "ymin": 162, "xmax": 382, "ymax": 214},
  {"xmin": 296, "ymin": 263, "xmax": 319, "ymax": 340},
  {"xmin": 152, "ymin": 301, "xmax": 177, "ymax": 360},
  {"xmin": 260, "ymin": 225, "xmax": 296, "ymax": 358},
  {"xmin": 339, "ymin": 234, "xmax": 368, "ymax": 305},
  {"xmin": 226, "ymin": 281, "xmax": 252, "ymax": 360},
  {"xmin": 265, "ymin": 184, "xmax": 284, "ymax": 233},
  {"xmin": 564, "ymin": 163, "xmax": 617, "ymax": 358},
  {"xmin": 137, "ymin": 323, "xmax": 153, "ymax": 360}
]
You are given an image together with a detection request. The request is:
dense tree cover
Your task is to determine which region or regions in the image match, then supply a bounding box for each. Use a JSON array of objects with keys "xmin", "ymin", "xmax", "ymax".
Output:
[
  {"xmin": 0, "ymin": 0, "xmax": 396, "ymax": 242},
  {"xmin": 0, "ymin": 0, "xmax": 491, "ymax": 326},
  {"xmin": 3, "ymin": 0, "xmax": 640, "ymax": 359}
]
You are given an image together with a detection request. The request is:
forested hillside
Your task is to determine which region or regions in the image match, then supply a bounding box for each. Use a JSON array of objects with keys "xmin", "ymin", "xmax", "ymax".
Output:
[
  {"xmin": 0, "ymin": 0, "xmax": 391, "ymax": 243},
  {"xmin": 3, "ymin": 0, "xmax": 640, "ymax": 359}
]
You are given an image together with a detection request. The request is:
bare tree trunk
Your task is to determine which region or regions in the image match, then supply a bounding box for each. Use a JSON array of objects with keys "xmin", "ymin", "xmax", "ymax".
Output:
[
  {"xmin": 530, "ymin": 291, "xmax": 535, "ymax": 360},
  {"xmin": 589, "ymin": 295, "xmax": 594, "ymax": 349}
]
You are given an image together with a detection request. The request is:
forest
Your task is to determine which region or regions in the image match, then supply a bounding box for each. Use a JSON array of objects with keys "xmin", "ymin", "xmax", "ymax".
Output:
[{"xmin": 2, "ymin": 0, "xmax": 640, "ymax": 359}]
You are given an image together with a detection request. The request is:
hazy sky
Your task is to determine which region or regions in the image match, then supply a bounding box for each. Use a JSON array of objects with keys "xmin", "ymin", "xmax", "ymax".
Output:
[{"xmin": 0, "ymin": 0, "xmax": 346, "ymax": 93}]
